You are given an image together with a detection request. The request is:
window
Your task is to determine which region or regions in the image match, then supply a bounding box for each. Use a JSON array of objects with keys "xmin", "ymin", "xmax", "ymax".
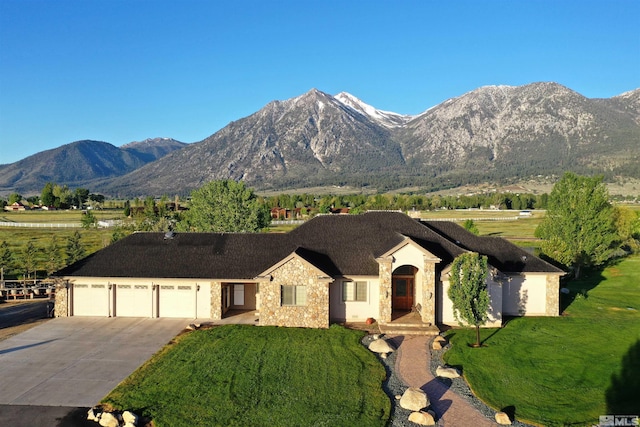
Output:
[
  {"xmin": 281, "ymin": 285, "xmax": 307, "ymax": 306},
  {"xmin": 343, "ymin": 281, "xmax": 367, "ymax": 302}
]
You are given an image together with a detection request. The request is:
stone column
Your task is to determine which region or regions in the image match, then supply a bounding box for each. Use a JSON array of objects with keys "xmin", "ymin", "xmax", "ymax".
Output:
[
  {"xmin": 210, "ymin": 281, "xmax": 222, "ymax": 320},
  {"xmin": 545, "ymin": 274, "xmax": 560, "ymax": 316},
  {"xmin": 420, "ymin": 261, "xmax": 436, "ymax": 325},
  {"xmin": 377, "ymin": 257, "xmax": 392, "ymax": 323},
  {"xmin": 54, "ymin": 281, "xmax": 69, "ymax": 317}
]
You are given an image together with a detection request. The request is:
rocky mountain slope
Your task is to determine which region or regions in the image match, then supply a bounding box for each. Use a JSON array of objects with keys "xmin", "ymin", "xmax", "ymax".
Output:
[
  {"xmin": 0, "ymin": 138, "xmax": 186, "ymax": 194},
  {"xmin": 100, "ymin": 83, "xmax": 639, "ymax": 197},
  {"xmin": 2, "ymin": 83, "xmax": 638, "ymax": 197}
]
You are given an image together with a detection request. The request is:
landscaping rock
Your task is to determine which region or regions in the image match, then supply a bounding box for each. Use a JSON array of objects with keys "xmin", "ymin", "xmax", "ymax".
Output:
[
  {"xmin": 495, "ymin": 411, "xmax": 512, "ymax": 425},
  {"xmin": 399, "ymin": 387, "xmax": 429, "ymax": 411},
  {"xmin": 186, "ymin": 323, "xmax": 199, "ymax": 330},
  {"xmin": 98, "ymin": 412, "xmax": 120, "ymax": 427},
  {"xmin": 432, "ymin": 340, "xmax": 443, "ymax": 350},
  {"xmin": 380, "ymin": 352, "xmax": 387, "ymax": 359},
  {"xmin": 122, "ymin": 410, "xmax": 138, "ymax": 425},
  {"xmin": 436, "ymin": 365, "xmax": 460, "ymax": 378},
  {"xmin": 87, "ymin": 408, "xmax": 99, "ymax": 422},
  {"xmin": 408, "ymin": 410, "xmax": 436, "ymax": 425},
  {"xmin": 369, "ymin": 338, "xmax": 394, "ymax": 354},
  {"xmin": 124, "ymin": 423, "xmax": 136, "ymax": 427}
]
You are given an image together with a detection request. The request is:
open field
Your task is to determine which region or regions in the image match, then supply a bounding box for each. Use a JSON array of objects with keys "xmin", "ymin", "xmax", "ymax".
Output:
[
  {"xmin": 102, "ymin": 324, "xmax": 390, "ymax": 427},
  {"xmin": 0, "ymin": 209, "xmax": 123, "ymax": 224},
  {"xmin": 443, "ymin": 255, "xmax": 640, "ymax": 426}
]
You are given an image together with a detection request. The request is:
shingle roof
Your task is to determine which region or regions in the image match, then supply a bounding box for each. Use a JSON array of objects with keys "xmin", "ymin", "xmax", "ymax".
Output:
[
  {"xmin": 422, "ymin": 220, "xmax": 565, "ymax": 274},
  {"xmin": 56, "ymin": 212, "xmax": 563, "ymax": 279}
]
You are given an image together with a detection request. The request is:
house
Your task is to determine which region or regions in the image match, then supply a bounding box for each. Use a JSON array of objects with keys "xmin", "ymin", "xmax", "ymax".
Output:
[
  {"xmin": 53, "ymin": 212, "xmax": 564, "ymax": 330},
  {"xmin": 4, "ymin": 202, "xmax": 30, "ymax": 211}
]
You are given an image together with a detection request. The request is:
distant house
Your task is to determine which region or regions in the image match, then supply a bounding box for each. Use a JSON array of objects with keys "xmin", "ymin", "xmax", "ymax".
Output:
[
  {"xmin": 4, "ymin": 202, "xmax": 29, "ymax": 211},
  {"xmin": 54, "ymin": 212, "xmax": 564, "ymax": 330}
]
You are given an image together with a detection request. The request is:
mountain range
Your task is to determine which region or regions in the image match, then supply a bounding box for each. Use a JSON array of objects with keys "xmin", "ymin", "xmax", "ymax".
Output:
[{"xmin": 1, "ymin": 82, "xmax": 638, "ymax": 197}]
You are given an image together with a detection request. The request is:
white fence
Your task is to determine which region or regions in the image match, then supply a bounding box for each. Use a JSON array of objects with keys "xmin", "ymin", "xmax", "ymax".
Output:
[{"xmin": 0, "ymin": 221, "xmax": 81, "ymax": 228}]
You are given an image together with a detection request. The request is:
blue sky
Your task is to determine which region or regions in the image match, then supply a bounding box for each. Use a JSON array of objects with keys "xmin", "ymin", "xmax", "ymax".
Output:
[{"xmin": 1, "ymin": 0, "xmax": 638, "ymax": 164}]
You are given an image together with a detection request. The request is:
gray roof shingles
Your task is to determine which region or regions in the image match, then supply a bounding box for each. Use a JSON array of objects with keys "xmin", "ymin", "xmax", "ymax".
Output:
[{"xmin": 56, "ymin": 212, "xmax": 563, "ymax": 280}]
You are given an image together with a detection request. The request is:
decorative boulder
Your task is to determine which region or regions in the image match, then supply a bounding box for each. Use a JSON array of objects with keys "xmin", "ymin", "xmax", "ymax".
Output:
[
  {"xmin": 87, "ymin": 408, "xmax": 99, "ymax": 422},
  {"xmin": 122, "ymin": 410, "xmax": 138, "ymax": 425},
  {"xmin": 98, "ymin": 412, "xmax": 120, "ymax": 427},
  {"xmin": 399, "ymin": 387, "xmax": 429, "ymax": 411},
  {"xmin": 495, "ymin": 412, "xmax": 512, "ymax": 425},
  {"xmin": 436, "ymin": 365, "xmax": 460, "ymax": 379},
  {"xmin": 369, "ymin": 338, "xmax": 394, "ymax": 354},
  {"xmin": 432, "ymin": 340, "xmax": 443, "ymax": 350},
  {"xmin": 408, "ymin": 410, "xmax": 436, "ymax": 426}
]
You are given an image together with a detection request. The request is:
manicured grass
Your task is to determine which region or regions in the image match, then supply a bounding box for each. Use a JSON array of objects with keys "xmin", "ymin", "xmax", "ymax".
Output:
[
  {"xmin": 102, "ymin": 324, "xmax": 390, "ymax": 427},
  {"xmin": 443, "ymin": 255, "xmax": 640, "ymax": 426}
]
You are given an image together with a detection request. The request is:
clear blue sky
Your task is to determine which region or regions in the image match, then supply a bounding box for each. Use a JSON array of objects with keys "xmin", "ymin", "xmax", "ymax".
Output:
[{"xmin": 1, "ymin": 0, "xmax": 638, "ymax": 164}]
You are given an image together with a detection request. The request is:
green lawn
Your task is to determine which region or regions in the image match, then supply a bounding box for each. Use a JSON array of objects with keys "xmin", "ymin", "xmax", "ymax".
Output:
[
  {"xmin": 102, "ymin": 324, "xmax": 390, "ymax": 427},
  {"xmin": 443, "ymin": 255, "xmax": 640, "ymax": 426}
]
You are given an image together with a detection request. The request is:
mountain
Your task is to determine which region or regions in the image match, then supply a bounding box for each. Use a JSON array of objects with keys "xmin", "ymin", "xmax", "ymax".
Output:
[
  {"xmin": 0, "ymin": 138, "xmax": 186, "ymax": 195},
  {"xmin": 2, "ymin": 83, "xmax": 639, "ymax": 197},
  {"xmin": 100, "ymin": 89, "xmax": 405, "ymax": 196},
  {"xmin": 397, "ymin": 83, "xmax": 640, "ymax": 182},
  {"xmin": 98, "ymin": 82, "xmax": 640, "ymax": 197}
]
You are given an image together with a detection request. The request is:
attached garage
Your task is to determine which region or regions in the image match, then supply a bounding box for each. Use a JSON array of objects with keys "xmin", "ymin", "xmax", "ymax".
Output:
[
  {"xmin": 158, "ymin": 284, "xmax": 196, "ymax": 318},
  {"xmin": 72, "ymin": 284, "xmax": 110, "ymax": 317},
  {"xmin": 114, "ymin": 284, "xmax": 153, "ymax": 317}
]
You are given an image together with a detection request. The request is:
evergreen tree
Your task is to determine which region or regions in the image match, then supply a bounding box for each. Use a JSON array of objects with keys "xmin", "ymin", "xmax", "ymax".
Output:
[
  {"xmin": 45, "ymin": 236, "xmax": 62, "ymax": 276},
  {"xmin": 0, "ymin": 240, "xmax": 13, "ymax": 281},
  {"xmin": 21, "ymin": 240, "xmax": 38, "ymax": 282},
  {"xmin": 66, "ymin": 231, "xmax": 86, "ymax": 265}
]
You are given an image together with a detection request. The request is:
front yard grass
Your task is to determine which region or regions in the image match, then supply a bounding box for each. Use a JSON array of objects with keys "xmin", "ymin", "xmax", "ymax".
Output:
[
  {"xmin": 443, "ymin": 255, "xmax": 640, "ymax": 426},
  {"xmin": 102, "ymin": 324, "xmax": 390, "ymax": 427}
]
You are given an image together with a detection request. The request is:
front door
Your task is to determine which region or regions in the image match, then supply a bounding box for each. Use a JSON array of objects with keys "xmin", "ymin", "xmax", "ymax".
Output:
[{"xmin": 392, "ymin": 277, "xmax": 414, "ymax": 311}]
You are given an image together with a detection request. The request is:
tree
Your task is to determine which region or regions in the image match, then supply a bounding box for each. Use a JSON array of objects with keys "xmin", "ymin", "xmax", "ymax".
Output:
[
  {"xmin": 613, "ymin": 206, "xmax": 640, "ymax": 253},
  {"xmin": 463, "ymin": 219, "xmax": 479, "ymax": 235},
  {"xmin": 81, "ymin": 210, "xmax": 97, "ymax": 228},
  {"xmin": 45, "ymin": 236, "xmax": 62, "ymax": 276},
  {"xmin": 20, "ymin": 240, "xmax": 38, "ymax": 282},
  {"xmin": 535, "ymin": 173, "xmax": 618, "ymax": 278},
  {"xmin": 74, "ymin": 188, "xmax": 90, "ymax": 208},
  {"xmin": 123, "ymin": 200, "xmax": 131, "ymax": 217},
  {"xmin": 0, "ymin": 240, "xmax": 13, "ymax": 282},
  {"xmin": 448, "ymin": 252, "xmax": 490, "ymax": 348},
  {"xmin": 66, "ymin": 230, "xmax": 86, "ymax": 264},
  {"xmin": 177, "ymin": 180, "xmax": 270, "ymax": 232},
  {"xmin": 8, "ymin": 193, "xmax": 22, "ymax": 205},
  {"xmin": 41, "ymin": 182, "xmax": 55, "ymax": 206}
]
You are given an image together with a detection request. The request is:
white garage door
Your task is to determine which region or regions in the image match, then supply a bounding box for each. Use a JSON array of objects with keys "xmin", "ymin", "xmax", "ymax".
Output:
[
  {"xmin": 73, "ymin": 284, "xmax": 109, "ymax": 316},
  {"xmin": 115, "ymin": 284, "xmax": 152, "ymax": 317},
  {"xmin": 158, "ymin": 285, "xmax": 196, "ymax": 318}
]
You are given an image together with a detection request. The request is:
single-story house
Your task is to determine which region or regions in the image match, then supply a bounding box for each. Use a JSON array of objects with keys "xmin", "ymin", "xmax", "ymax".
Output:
[{"xmin": 53, "ymin": 211, "xmax": 564, "ymax": 330}]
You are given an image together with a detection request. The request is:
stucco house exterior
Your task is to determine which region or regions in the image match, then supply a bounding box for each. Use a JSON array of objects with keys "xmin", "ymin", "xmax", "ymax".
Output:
[{"xmin": 54, "ymin": 212, "xmax": 564, "ymax": 331}]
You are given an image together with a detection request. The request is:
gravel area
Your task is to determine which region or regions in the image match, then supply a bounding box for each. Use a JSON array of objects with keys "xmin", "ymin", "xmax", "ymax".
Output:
[
  {"xmin": 361, "ymin": 334, "xmax": 416, "ymax": 427},
  {"xmin": 428, "ymin": 339, "xmax": 535, "ymax": 427},
  {"xmin": 362, "ymin": 333, "xmax": 536, "ymax": 426}
]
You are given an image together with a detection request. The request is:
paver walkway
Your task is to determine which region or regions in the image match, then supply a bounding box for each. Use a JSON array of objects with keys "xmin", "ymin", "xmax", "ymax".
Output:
[{"xmin": 390, "ymin": 335, "xmax": 495, "ymax": 426}]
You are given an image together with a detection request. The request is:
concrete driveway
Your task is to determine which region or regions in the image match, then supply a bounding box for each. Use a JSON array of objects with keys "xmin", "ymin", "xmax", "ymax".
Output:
[{"xmin": 0, "ymin": 317, "xmax": 189, "ymax": 407}]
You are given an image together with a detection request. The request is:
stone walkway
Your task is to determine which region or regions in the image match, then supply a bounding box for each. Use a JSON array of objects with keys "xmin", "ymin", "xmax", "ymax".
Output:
[{"xmin": 390, "ymin": 335, "xmax": 495, "ymax": 426}]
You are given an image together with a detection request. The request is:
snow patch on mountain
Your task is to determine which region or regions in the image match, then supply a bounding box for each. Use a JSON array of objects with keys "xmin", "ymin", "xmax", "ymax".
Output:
[{"xmin": 334, "ymin": 92, "xmax": 413, "ymax": 128}]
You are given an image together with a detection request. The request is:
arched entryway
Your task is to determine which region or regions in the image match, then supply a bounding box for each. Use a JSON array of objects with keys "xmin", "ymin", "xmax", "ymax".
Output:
[{"xmin": 392, "ymin": 265, "xmax": 418, "ymax": 313}]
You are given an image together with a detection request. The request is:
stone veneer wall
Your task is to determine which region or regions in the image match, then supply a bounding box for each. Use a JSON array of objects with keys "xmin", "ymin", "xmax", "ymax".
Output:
[
  {"xmin": 420, "ymin": 261, "xmax": 436, "ymax": 325},
  {"xmin": 54, "ymin": 281, "xmax": 68, "ymax": 317},
  {"xmin": 545, "ymin": 274, "xmax": 560, "ymax": 316},
  {"xmin": 210, "ymin": 281, "xmax": 222, "ymax": 320},
  {"xmin": 378, "ymin": 257, "xmax": 392, "ymax": 323},
  {"xmin": 259, "ymin": 258, "xmax": 330, "ymax": 328}
]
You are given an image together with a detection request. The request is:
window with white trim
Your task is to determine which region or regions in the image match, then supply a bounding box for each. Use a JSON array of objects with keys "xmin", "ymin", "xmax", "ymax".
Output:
[
  {"xmin": 281, "ymin": 285, "xmax": 307, "ymax": 306},
  {"xmin": 343, "ymin": 281, "xmax": 367, "ymax": 302}
]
